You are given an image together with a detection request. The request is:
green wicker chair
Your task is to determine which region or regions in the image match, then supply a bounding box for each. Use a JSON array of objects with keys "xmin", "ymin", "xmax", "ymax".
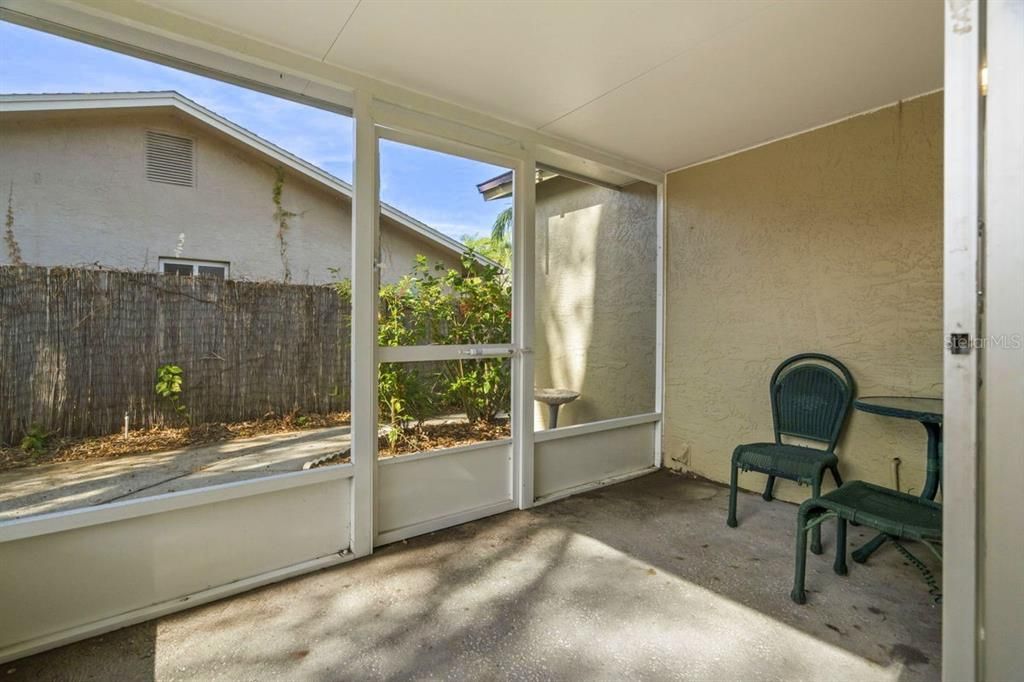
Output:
[
  {"xmin": 791, "ymin": 480, "xmax": 942, "ymax": 604},
  {"xmin": 726, "ymin": 353, "xmax": 854, "ymax": 554}
]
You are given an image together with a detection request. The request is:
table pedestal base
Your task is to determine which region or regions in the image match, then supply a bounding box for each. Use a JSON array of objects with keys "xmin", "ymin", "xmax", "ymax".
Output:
[
  {"xmin": 852, "ymin": 420, "xmax": 943, "ymax": 562},
  {"xmin": 852, "ymin": 534, "xmax": 888, "ymax": 563}
]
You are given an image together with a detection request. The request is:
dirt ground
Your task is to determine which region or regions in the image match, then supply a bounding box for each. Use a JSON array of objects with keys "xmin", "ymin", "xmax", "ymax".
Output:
[
  {"xmin": 2, "ymin": 413, "xmax": 511, "ymax": 472},
  {"xmin": 379, "ymin": 419, "xmax": 510, "ymax": 456},
  {"xmin": 1, "ymin": 415, "xmax": 512, "ymax": 520},
  {"xmin": 0, "ymin": 412, "xmax": 352, "ymax": 472}
]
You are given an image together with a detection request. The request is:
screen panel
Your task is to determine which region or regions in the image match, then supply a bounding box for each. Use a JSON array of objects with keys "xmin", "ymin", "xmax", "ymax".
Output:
[
  {"xmin": 530, "ymin": 174, "xmax": 658, "ymax": 430},
  {"xmin": 377, "ymin": 138, "xmax": 514, "ymax": 347},
  {"xmin": 0, "ymin": 22, "xmax": 354, "ymax": 521}
]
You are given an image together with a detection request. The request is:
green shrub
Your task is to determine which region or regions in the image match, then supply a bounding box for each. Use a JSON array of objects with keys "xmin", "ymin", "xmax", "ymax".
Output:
[
  {"xmin": 338, "ymin": 252, "xmax": 512, "ymax": 434},
  {"xmin": 19, "ymin": 424, "xmax": 49, "ymax": 455},
  {"xmin": 155, "ymin": 363, "xmax": 188, "ymax": 422}
]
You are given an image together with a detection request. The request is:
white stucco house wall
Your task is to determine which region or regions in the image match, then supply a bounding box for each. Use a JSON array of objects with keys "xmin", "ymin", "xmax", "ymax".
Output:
[
  {"xmin": 477, "ymin": 170, "xmax": 658, "ymax": 429},
  {"xmin": 0, "ymin": 91, "xmax": 478, "ymax": 284}
]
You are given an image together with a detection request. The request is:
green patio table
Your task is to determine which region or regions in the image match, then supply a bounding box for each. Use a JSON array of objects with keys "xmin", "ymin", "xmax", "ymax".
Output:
[{"xmin": 851, "ymin": 395, "xmax": 943, "ymax": 562}]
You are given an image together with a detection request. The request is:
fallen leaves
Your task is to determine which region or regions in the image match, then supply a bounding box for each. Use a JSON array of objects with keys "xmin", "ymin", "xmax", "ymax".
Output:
[
  {"xmin": 0, "ymin": 411, "xmax": 351, "ymax": 472},
  {"xmin": 378, "ymin": 420, "xmax": 510, "ymax": 458}
]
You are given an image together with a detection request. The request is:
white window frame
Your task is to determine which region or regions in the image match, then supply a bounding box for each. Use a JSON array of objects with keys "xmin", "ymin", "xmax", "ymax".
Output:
[{"xmin": 158, "ymin": 257, "xmax": 230, "ymax": 279}]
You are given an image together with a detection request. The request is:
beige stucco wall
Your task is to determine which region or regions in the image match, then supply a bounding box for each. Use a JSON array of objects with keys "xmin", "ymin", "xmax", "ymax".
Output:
[
  {"xmin": 663, "ymin": 93, "xmax": 943, "ymax": 502},
  {"xmin": 378, "ymin": 221, "xmax": 460, "ymax": 284},
  {"xmin": 534, "ymin": 176, "xmax": 658, "ymax": 428},
  {"xmin": 0, "ymin": 109, "xmax": 458, "ymax": 284}
]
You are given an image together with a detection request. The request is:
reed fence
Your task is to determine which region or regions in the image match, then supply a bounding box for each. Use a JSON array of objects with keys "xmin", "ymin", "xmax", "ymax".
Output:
[{"xmin": 0, "ymin": 266, "xmax": 350, "ymax": 443}]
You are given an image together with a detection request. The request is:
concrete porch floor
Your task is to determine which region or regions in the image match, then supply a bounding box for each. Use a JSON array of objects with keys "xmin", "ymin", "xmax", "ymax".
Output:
[{"xmin": 7, "ymin": 471, "xmax": 941, "ymax": 681}]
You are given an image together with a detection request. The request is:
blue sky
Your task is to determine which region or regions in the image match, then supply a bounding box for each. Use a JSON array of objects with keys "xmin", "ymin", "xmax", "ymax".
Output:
[{"xmin": 0, "ymin": 22, "xmax": 511, "ymax": 241}]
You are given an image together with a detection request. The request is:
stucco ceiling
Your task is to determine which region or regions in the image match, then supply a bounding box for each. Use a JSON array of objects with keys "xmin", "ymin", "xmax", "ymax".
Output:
[{"xmin": 138, "ymin": 0, "xmax": 943, "ymax": 172}]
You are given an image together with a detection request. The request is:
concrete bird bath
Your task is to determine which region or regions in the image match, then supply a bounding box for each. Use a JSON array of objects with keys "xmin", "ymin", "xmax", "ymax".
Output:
[{"xmin": 534, "ymin": 388, "xmax": 580, "ymax": 429}]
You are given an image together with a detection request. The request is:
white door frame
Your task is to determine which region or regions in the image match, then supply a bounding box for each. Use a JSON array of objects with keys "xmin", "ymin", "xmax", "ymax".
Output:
[
  {"xmin": 978, "ymin": 1, "xmax": 1024, "ymax": 680},
  {"xmin": 942, "ymin": 0, "xmax": 981, "ymax": 678},
  {"xmin": 354, "ymin": 115, "xmax": 536, "ymax": 549},
  {"xmin": 942, "ymin": 1, "xmax": 1024, "ymax": 679}
]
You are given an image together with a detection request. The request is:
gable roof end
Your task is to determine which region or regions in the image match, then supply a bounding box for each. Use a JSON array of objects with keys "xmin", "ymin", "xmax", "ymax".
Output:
[{"xmin": 0, "ymin": 91, "xmax": 497, "ymax": 268}]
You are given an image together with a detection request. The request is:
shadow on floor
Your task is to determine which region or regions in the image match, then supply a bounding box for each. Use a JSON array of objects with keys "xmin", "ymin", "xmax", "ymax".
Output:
[
  {"xmin": 0, "ymin": 426, "xmax": 352, "ymax": 520},
  {"xmin": 542, "ymin": 472, "xmax": 941, "ymax": 678},
  {"xmin": 6, "ymin": 471, "xmax": 940, "ymax": 681}
]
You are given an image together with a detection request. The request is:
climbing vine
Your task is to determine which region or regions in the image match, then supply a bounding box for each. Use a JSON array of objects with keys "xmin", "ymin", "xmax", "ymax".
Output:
[
  {"xmin": 272, "ymin": 166, "xmax": 298, "ymax": 282},
  {"xmin": 4, "ymin": 182, "xmax": 24, "ymax": 266}
]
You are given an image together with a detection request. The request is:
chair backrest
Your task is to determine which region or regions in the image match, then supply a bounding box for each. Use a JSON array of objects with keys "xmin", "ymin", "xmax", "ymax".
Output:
[{"xmin": 769, "ymin": 353, "xmax": 854, "ymax": 451}]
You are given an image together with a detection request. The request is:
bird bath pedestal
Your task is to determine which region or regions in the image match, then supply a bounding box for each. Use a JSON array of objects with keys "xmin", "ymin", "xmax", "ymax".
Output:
[{"xmin": 534, "ymin": 388, "xmax": 580, "ymax": 429}]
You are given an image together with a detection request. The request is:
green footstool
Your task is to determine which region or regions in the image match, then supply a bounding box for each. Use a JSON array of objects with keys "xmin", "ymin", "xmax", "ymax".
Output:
[{"xmin": 791, "ymin": 480, "xmax": 942, "ymax": 604}]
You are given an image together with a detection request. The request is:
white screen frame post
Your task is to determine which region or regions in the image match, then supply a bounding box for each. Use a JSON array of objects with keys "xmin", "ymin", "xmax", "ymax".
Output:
[
  {"xmin": 513, "ymin": 150, "xmax": 537, "ymax": 509},
  {"xmin": 942, "ymin": 0, "xmax": 981, "ymax": 678},
  {"xmin": 350, "ymin": 89, "xmax": 379, "ymax": 558},
  {"xmin": 654, "ymin": 181, "xmax": 666, "ymax": 468}
]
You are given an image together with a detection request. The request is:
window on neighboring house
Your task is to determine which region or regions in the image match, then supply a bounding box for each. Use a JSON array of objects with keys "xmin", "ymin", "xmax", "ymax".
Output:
[{"xmin": 159, "ymin": 258, "xmax": 229, "ymax": 279}]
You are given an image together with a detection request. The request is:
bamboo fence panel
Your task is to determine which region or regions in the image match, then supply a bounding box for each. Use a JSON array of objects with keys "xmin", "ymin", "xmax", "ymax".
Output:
[{"xmin": 0, "ymin": 266, "xmax": 350, "ymax": 443}]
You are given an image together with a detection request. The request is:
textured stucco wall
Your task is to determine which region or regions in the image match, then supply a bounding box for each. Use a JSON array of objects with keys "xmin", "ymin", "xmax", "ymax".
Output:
[
  {"xmin": 534, "ymin": 176, "xmax": 658, "ymax": 428},
  {"xmin": 378, "ymin": 222, "xmax": 460, "ymax": 284},
  {"xmin": 0, "ymin": 110, "xmax": 458, "ymax": 283},
  {"xmin": 664, "ymin": 93, "xmax": 943, "ymax": 502}
]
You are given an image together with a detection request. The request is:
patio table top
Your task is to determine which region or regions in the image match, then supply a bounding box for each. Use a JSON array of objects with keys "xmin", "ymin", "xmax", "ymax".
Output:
[{"xmin": 853, "ymin": 396, "xmax": 942, "ymax": 424}]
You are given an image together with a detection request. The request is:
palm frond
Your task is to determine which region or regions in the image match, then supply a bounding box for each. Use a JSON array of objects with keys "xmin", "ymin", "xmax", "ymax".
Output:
[{"xmin": 491, "ymin": 206, "xmax": 513, "ymax": 245}]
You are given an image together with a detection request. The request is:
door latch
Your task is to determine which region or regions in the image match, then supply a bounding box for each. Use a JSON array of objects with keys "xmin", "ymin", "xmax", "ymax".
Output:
[{"xmin": 949, "ymin": 333, "xmax": 972, "ymax": 355}]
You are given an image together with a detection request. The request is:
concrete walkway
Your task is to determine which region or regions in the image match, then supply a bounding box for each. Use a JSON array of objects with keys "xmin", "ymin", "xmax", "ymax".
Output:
[
  {"xmin": 7, "ymin": 472, "xmax": 941, "ymax": 681},
  {"xmin": 0, "ymin": 427, "xmax": 351, "ymax": 521}
]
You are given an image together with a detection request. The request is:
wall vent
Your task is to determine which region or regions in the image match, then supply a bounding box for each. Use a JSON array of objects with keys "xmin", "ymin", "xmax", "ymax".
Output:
[{"xmin": 145, "ymin": 131, "xmax": 195, "ymax": 187}]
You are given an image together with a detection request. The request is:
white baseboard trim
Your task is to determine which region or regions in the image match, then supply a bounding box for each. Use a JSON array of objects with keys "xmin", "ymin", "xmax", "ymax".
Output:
[{"xmin": 533, "ymin": 466, "xmax": 659, "ymax": 506}]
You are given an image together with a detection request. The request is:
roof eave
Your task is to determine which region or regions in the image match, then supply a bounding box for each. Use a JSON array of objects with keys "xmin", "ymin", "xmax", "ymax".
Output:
[{"xmin": 0, "ymin": 91, "xmax": 500, "ymax": 268}]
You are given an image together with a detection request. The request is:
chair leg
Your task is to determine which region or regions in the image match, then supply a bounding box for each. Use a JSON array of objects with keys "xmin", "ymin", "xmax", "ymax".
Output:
[
  {"xmin": 762, "ymin": 475, "xmax": 776, "ymax": 502},
  {"xmin": 791, "ymin": 505, "xmax": 811, "ymax": 604},
  {"xmin": 833, "ymin": 518, "xmax": 848, "ymax": 576},
  {"xmin": 810, "ymin": 475, "xmax": 823, "ymax": 555},
  {"xmin": 727, "ymin": 462, "xmax": 739, "ymax": 528}
]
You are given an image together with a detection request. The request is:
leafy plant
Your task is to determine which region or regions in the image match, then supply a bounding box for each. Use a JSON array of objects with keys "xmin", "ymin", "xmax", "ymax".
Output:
[
  {"xmin": 461, "ymin": 233, "xmax": 511, "ymax": 269},
  {"xmin": 374, "ymin": 252, "xmax": 512, "ymax": 433},
  {"xmin": 19, "ymin": 424, "xmax": 49, "ymax": 455},
  {"xmin": 491, "ymin": 205, "xmax": 512, "ymax": 246},
  {"xmin": 155, "ymin": 363, "xmax": 187, "ymax": 421},
  {"xmin": 328, "ymin": 273, "xmax": 352, "ymax": 301},
  {"xmin": 272, "ymin": 166, "xmax": 300, "ymax": 282},
  {"xmin": 331, "ymin": 250, "xmax": 512, "ymax": 443},
  {"xmin": 4, "ymin": 181, "xmax": 24, "ymax": 266}
]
